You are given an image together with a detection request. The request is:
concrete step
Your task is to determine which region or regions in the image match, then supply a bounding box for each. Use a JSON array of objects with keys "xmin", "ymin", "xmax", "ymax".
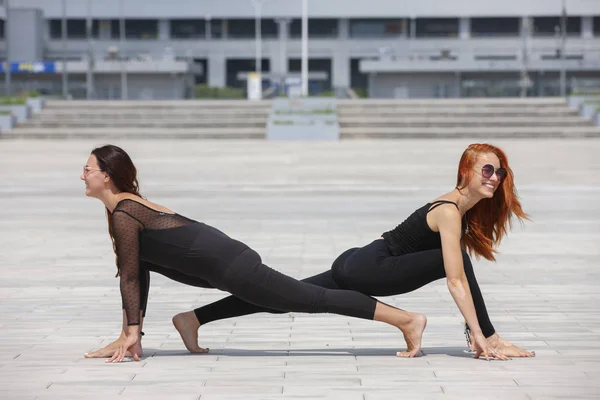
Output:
[
  {"xmin": 337, "ymin": 107, "xmax": 578, "ymax": 117},
  {"xmin": 20, "ymin": 119, "xmax": 268, "ymax": 128},
  {"xmin": 340, "ymin": 126, "xmax": 600, "ymax": 139},
  {"xmin": 1, "ymin": 127, "xmax": 265, "ymax": 139},
  {"xmin": 338, "ymin": 116, "xmax": 592, "ymax": 127},
  {"xmin": 44, "ymin": 100, "xmax": 274, "ymax": 109},
  {"xmin": 34, "ymin": 110, "xmax": 270, "ymax": 118},
  {"xmin": 336, "ymin": 98, "xmax": 567, "ymax": 106}
]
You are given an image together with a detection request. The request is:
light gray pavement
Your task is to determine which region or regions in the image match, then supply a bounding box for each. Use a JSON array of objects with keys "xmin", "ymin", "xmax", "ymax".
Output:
[{"xmin": 1, "ymin": 139, "xmax": 599, "ymax": 400}]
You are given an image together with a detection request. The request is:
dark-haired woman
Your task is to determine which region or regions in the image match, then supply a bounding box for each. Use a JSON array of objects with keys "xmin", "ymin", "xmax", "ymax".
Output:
[{"xmin": 80, "ymin": 144, "xmax": 472, "ymax": 364}]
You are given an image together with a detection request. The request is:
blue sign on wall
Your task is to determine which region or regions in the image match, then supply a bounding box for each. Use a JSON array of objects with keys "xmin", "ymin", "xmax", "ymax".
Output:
[{"xmin": 0, "ymin": 62, "xmax": 56, "ymax": 74}]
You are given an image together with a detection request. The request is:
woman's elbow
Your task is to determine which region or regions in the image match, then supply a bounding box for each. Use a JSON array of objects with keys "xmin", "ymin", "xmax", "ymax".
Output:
[{"xmin": 446, "ymin": 276, "xmax": 465, "ymax": 290}]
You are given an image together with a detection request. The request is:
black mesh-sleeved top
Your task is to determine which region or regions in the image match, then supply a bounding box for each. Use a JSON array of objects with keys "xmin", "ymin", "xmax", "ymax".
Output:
[{"xmin": 112, "ymin": 198, "xmax": 248, "ymax": 326}]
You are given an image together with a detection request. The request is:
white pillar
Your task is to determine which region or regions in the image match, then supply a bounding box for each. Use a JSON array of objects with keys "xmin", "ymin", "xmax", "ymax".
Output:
[
  {"xmin": 208, "ymin": 53, "xmax": 226, "ymax": 87},
  {"xmin": 205, "ymin": 16, "xmax": 211, "ymax": 39},
  {"xmin": 277, "ymin": 19, "xmax": 290, "ymax": 77},
  {"xmin": 332, "ymin": 51, "xmax": 349, "ymax": 90},
  {"xmin": 338, "ymin": 18, "xmax": 349, "ymax": 39},
  {"xmin": 301, "ymin": 0, "xmax": 308, "ymax": 96},
  {"xmin": 158, "ymin": 19, "xmax": 170, "ymax": 40},
  {"xmin": 582, "ymin": 16, "xmax": 593, "ymax": 39},
  {"xmin": 459, "ymin": 17, "xmax": 470, "ymax": 39}
]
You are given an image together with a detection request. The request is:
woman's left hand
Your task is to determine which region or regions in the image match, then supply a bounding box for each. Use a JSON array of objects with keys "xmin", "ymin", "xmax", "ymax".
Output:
[{"xmin": 106, "ymin": 334, "xmax": 141, "ymax": 363}]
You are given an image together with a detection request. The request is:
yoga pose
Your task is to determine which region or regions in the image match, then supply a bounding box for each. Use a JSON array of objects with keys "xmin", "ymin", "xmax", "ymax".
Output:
[
  {"xmin": 168, "ymin": 143, "xmax": 534, "ymax": 359},
  {"xmin": 82, "ymin": 144, "xmax": 482, "ymax": 364}
]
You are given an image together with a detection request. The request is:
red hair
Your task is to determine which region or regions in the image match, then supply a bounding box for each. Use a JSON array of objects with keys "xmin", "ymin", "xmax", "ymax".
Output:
[{"xmin": 456, "ymin": 143, "xmax": 529, "ymax": 262}]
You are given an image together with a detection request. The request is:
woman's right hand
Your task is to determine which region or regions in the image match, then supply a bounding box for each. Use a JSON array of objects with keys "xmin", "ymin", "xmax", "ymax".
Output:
[
  {"xmin": 84, "ymin": 335, "xmax": 143, "ymax": 359},
  {"xmin": 472, "ymin": 333, "xmax": 510, "ymax": 361}
]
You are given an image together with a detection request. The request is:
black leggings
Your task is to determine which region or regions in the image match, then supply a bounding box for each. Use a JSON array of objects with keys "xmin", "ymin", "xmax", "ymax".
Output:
[
  {"xmin": 145, "ymin": 247, "xmax": 378, "ymax": 322},
  {"xmin": 192, "ymin": 240, "xmax": 495, "ymax": 338}
]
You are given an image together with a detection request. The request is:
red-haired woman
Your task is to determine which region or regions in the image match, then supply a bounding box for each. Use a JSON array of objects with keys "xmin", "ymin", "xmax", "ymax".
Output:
[{"xmin": 163, "ymin": 143, "xmax": 535, "ymax": 360}]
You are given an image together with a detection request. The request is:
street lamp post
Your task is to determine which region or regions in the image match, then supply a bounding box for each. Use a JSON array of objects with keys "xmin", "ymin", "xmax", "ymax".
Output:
[
  {"xmin": 120, "ymin": 0, "xmax": 127, "ymax": 99},
  {"xmin": 520, "ymin": 17, "xmax": 530, "ymax": 98},
  {"xmin": 61, "ymin": 0, "xmax": 68, "ymax": 98},
  {"xmin": 301, "ymin": 0, "xmax": 308, "ymax": 96},
  {"xmin": 86, "ymin": 0, "xmax": 94, "ymax": 99},
  {"xmin": 3, "ymin": 0, "xmax": 11, "ymax": 96},
  {"xmin": 559, "ymin": 0, "xmax": 567, "ymax": 97},
  {"xmin": 251, "ymin": 0, "xmax": 263, "ymax": 76}
]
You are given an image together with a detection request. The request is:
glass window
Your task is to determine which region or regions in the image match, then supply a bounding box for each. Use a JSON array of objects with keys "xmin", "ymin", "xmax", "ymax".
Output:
[
  {"xmin": 290, "ymin": 19, "xmax": 338, "ymax": 38},
  {"xmin": 416, "ymin": 18, "xmax": 459, "ymax": 38},
  {"xmin": 533, "ymin": 16, "xmax": 581, "ymax": 37},
  {"xmin": 227, "ymin": 19, "xmax": 277, "ymax": 38},
  {"xmin": 350, "ymin": 58, "xmax": 369, "ymax": 90},
  {"xmin": 228, "ymin": 19, "xmax": 255, "ymax": 38},
  {"xmin": 0, "ymin": 20, "xmax": 4, "ymax": 39},
  {"xmin": 471, "ymin": 18, "xmax": 520, "ymax": 37},
  {"xmin": 349, "ymin": 19, "xmax": 406, "ymax": 38},
  {"xmin": 110, "ymin": 19, "xmax": 121, "ymax": 39},
  {"xmin": 171, "ymin": 19, "xmax": 206, "ymax": 39},
  {"xmin": 125, "ymin": 19, "xmax": 158, "ymax": 39},
  {"xmin": 595, "ymin": 17, "xmax": 600, "ymax": 36},
  {"xmin": 49, "ymin": 19, "xmax": 99, "ymax": 39},
  {"xmin": 211, "ymin": 19, "xmax": 224, "ymax": 38}
]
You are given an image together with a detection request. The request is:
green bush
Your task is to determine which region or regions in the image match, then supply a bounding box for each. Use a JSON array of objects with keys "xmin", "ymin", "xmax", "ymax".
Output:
[
  {"xmin": 194, "ymin": 84, "xmax": 245, "ymax": 99},
  {"xmin": 353, "ymin": 88, "xmax": 368, "ymax": 98},
  {"xmin": 0, "ymin": 110, "xmax": 13, "ymax": 115},
  {"xmin": 0, "ymin": 96, "xmax": 27, "ymax": 105},
  {"xmin": 571, "ymin": 91, "xmax": 600, "ymax": 96}
]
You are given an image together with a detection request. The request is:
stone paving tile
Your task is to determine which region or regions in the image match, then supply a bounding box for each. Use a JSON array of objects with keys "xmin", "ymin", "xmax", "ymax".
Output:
[{"xmin": 1, "ymin": 139, "xmax": 599, "ymax": 399}]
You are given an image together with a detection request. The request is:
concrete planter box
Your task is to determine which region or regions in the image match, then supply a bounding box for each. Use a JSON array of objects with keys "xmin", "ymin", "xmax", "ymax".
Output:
[
  {"xmin": 26, "ymin": 97, "xmax": 45, "ymax": 113},
  {"xmin": 580, "ymin": 103, "xmax": 598, "ymax": 120},
  {"xmin": 567, "ymin": 96, "xmax": 585, "ymax": 110},
  {"xmin": 0, "ymin": 105, "xmax": 31, "ymax": 123},
  {"xmin": 568, "ymin": 95, "xmax": 600, "ymax": 110},
  {"xmin": 267, "ymin": 98, "xmax": 340, "ymax": 141},
  {"xmin": 0, "ymin": 113, "xmax": 16, "ymax": 132}
]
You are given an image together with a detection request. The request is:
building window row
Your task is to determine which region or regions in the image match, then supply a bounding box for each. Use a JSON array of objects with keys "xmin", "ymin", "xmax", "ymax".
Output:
[{"xmin": 37, "ymin": 16, "xmax": 600, "ymax": 40}]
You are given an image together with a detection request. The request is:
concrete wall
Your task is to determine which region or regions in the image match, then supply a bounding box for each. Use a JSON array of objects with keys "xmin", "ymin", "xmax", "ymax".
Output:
[
  {"xmin": 92, "ymin": 73, "xmax": 192, "ymax": 100},
  {"xmin": 5, "ymin": 0, "xmax": 600, "ymax": 18},
  {"xmin": 370, "ymin": 72, "xmax": 459, "ymax": 98},
  {"xmin": 7, "ymin": 8, "xmax": 44, "ymax": 61},
  {"xmin": 0, "ymin": 73, "xmax": 191, "ymax": 99}
]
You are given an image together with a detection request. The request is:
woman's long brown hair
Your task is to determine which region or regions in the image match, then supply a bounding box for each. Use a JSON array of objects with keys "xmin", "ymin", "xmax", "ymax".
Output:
[
  {"xmin": 456, "ymin": 144, "xmax": 530, "ymax": 261},
  {"xmin": 91, "ymin": 145, "xmax": 142, "ymax": 277}
]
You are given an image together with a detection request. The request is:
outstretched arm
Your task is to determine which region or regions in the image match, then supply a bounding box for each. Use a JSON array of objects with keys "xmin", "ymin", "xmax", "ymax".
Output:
[
  {"xmin": 85, "ymin": 267, "xmax": 149, "ymax": 359},
  {"xmin": 437, "ymin": 206, "xmax": 508, "ymax": 361},
  {"xmin": 107, "ymin": 210, "xmax": 143, "ymax": 363}
]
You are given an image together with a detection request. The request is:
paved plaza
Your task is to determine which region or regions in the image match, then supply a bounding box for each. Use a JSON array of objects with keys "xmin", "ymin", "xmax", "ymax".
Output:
[{"xmin": 1, "ymin": 138, "xmax": 599, "ymax": 400}]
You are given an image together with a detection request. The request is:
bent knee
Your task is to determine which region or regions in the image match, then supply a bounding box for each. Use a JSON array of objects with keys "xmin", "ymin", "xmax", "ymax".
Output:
[{"xmin": 331, "ymin": 248, "xmax": 359, "ymax": 286}]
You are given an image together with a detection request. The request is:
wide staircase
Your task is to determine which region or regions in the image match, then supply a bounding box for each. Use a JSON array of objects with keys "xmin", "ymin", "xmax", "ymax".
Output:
[
  {"xmin": 337, "ymin": 97, "xmax": 600, "ymax": 139},
  {"xmin": 3, "ymin": 97, "xmax": 599, "ymax": 139},
  {"xmin": 4, "ymin": 100, "xmax": 272, "ymax": 139}
]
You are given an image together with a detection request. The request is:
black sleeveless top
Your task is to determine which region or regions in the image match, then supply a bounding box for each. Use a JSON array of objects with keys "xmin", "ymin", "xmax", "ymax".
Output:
[{"xmin": 381, "ymin": 200, "xmax": 460, "ymax": 257}]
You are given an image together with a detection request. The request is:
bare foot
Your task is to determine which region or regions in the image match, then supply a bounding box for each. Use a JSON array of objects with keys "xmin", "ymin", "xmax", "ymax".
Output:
[
  {"xmin": 487, "ymin": 334, "xmax": 535, "ymax": 358},
  {"xmin": 396, "ymin": 313, "xmax": 427, "ymax": 358},
  {"xmin": 172, "ymin": 312, "xmax": 209, "ymax": 354},
  {"xmin": 84, "ymin": 339, "xmax": 143, "ymax": 358}
]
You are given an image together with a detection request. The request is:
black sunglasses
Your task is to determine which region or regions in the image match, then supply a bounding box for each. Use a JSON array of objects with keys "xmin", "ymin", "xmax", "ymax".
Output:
[{"xmin": 480, "ymin": 164, "xmax": 507, "ymax": 180}]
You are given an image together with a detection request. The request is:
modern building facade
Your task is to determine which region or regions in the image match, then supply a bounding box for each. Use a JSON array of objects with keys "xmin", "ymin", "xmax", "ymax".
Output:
[{"xmin": 1, "ymin": 0, "xmax": 600, "ymax": 99}]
